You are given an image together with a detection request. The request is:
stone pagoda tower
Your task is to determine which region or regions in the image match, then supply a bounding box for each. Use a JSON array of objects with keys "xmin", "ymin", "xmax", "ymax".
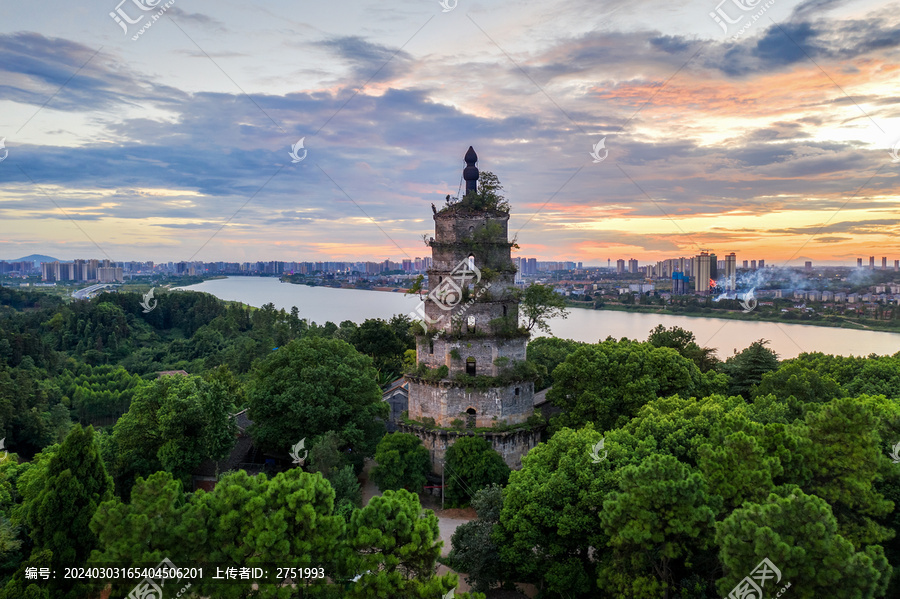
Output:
[{"xmin": 401, "ymin": 146, "xmax": 542, "ymax": 474}]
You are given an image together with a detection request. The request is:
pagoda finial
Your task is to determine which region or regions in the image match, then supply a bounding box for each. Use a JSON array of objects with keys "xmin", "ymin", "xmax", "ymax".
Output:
[{"xmin": 463, "ymin": 146, "xmax": 479, "ymax": 195}]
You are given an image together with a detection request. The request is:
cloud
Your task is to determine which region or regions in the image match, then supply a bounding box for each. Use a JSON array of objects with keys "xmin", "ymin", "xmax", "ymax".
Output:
[
  {"xmin": 0, "ymin": 33, "xmax": 187, "ymax": 112},
  {"xmin": 166, "ymin": 6, "xmax": 227, "ymax": 30},
  {"xmin": 314, "ymin": 36, "xmax": 413, "ymax": 86},
  {"xmin": 3, "ymin": 2, "xmax": 900, "ymax": 262}
]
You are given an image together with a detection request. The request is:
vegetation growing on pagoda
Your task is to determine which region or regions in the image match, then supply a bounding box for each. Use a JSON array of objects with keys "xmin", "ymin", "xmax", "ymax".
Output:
[
  {"xmin": 437, "ymin": 171, "xmax": 510, "ymax": 214},
  {"xmin": 407, "ymin": 358, "xmax": 541, "ymax": 387}
]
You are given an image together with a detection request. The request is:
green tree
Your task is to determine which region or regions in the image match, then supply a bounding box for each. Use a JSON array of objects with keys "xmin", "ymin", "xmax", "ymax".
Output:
[
  {"xmin": 247, "ymin": 337, "xmax": 388, "ymax": 473},
  {"xmin": 0, "ymin": 454, "xmax": 26, "ymax": 582},
  {"xmin": 598, "ymin": 454, "xmax": 722, "ymax": 598},
  {"xmin": 526, "ymin": 337, "xmax": 586, "ymax": 391},
  {"xmin": 0, "ymin": 549, "xmax": 51, "ymax": 599},
  {"xmin": 477, "ymin": 170, "xmax": 508, "ymax": 211},
  {"xmin": 371, "ymin": 433, "xmax": 431, "ymax": 493},
  {"xmin": 351, "ymin": 318, "xmax": 409, "ymax": 377},
  {"xmin": 800, "ymin": 397, "xmax": 894, "ymax": 548},
  {"xmin": 448, "ymin": 484, "xmax": 509, "ymax": 593},
  {"xmin": 752, "ymin": 361, "xmax": 843, "ymax": 409},
  {"xmin": 444, "ymin": 436, "xmax": 510, "ymax": 507},
  {"xmin": 19, "ymin": 425, "xmax": 112, "ymax": 598},
  {"xmin": 721, "ymin": 339, "xmax": 779, "ymax": 398},
  {"xmin": 646, "ymin": 324, "xmax": 719, "ymax": 372},
  {"xmin": 194, "ymin": 469, "xmax": 345, "ymax": 598},
  {"xmin": 309, "ymin": 430, "xmax": 346, "ymax": 479},
  {"xmin": 716, "ymin": 488, "xmax": 891, "ymax": 599},
  {"xmin": 110, "ymin": 374, "xmax": 237, "ymax": 496},
  {"xmin": 697, "ymin": 419, "xmax": 783, "ymax": 512},
  {"xmin": 327, "ymin": 464, "xmax": 362, "ymax": 521},
  {"xmin": 548, "ymin": 339, "xmax": 725, "ymax": 432},
  {"xmin": 89, "ymin": 471, "xmax": 205, "ymax": 599},
  {"xmin": 203, "ymin": 364, "xmax": 246, "ymax": 409},
  {"xmin": 346, "ymin": 489, "xmax": 477, "ymax": 598},
  {"xmin": 495, "ymin": 425, "xmax": 613, "ymax": 597},
  {"xmin": 792, "ymin": 353, "xmax": 900, "ymax": 399},
  {"xmin": 519, "ymin": 284, "xmax": 569, "ymax": 334}
]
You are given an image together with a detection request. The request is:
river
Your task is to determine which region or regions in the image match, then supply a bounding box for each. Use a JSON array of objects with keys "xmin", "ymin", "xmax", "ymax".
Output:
[{"xmin": 175, "ymin": 277, "xmax": 899, "ymax": 360}]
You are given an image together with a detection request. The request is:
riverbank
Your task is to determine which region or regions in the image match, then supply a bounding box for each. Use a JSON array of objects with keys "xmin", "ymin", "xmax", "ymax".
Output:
[
  {"xmin": 177, "ymin": 277, "xmax": 900, "ymax": 358},
  {"xmin": 279, "ymin": 277, "xmax": 900, "ymax": 335},
  {"xmin": 564, "ymin": 300, "xmax": 900, "ymax": 335}
]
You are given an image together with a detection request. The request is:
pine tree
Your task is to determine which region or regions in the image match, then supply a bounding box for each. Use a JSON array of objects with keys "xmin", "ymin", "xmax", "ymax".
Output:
[{"xmin": 20, "ymin": 425, "xmax": 112, "ymax": 598}]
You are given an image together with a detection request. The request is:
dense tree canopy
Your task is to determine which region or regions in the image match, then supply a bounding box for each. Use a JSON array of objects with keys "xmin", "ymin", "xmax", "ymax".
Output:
[
  {"xmin": 247, "ymin": 336, "xmax": 388, "ymax": 473},
  {"xmin": 525, "ymin": 336, "xmax": 585, "ymax": 391},
  {"xmin": 4, "ymin": 285, "xmax": 900, "ymax": 598},
  {"xmin": 108, "ymin": 374, "xmax": 237, "ymax": 497},
  {"xmin": 17, "ymin": 426, "xmax": 112, "ymax": 598},
  {"xmin": 647, "ymin": 324, "xmax": 720, "ymax": 372},
  {"xmin": 721, "ymin": 339, "xmax": 780, "ymax": 398},
  {"xmin": 547, "ymin": 338, "xmax": 728, "ymax": 432},
  {"xmin": 371, "ymin": 432, "xmax": 431, "ymax": 493},
  {"xmin": 444, "ymin": 436, "xmax": 510, "ymax": 508},
  {"xmin": 495, "ymin": 425, "xmax": 612, "ymax": 597}
]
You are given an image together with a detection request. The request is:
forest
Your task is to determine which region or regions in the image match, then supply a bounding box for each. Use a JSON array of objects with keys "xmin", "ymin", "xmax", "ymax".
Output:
[{"xmin": 1, "ymin": 285, "xmax": 900, "ymax": 598}]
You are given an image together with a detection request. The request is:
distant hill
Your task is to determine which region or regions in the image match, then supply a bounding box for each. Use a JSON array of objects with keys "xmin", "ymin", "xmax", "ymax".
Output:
[{"xmin": 9, "ymin": 254, "xmax": 61, "ymax": 265}]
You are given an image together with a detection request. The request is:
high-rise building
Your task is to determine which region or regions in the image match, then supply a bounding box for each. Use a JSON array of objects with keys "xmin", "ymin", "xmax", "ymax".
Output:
[
  {"xmin": 750, "ymin": 260, "xmax": 757, "ymax": 270},
  {"xmin": 709, "ymin": 254, "xmax": 717, "ymax": 280},
  {"xmin": 758, "ymin": 259, "xmax": 765, "ymax": 269},
  {"xmin": 693, "ymin": 252, "xmax": 711, "ymax": 294},
  {"xmin": 805, "ymin": 261, "xmax": 812, "ymax": 271},
  {"xmin": 88, "ymin": 259, "xmax": 100, "ymax": 280},
  {"xmin": 870, "ymin": 256, "xmax": 875, "ymax": 269},
  {"xmin": 616, "ymin": 259, "xmax": 625, "ymax": 274},
  {"xmin": 858, "ymin": 258, "xmax": 863, "ymax": 268},
  {"xmin": 672, "ymin": 272, "xmax": 689, "ymax": 295},
  {"xmin": 526, "ymin": 258, "xmax": 536, "ymax": 275},
  {"xmin": 628, "ymin": 258, "xmax": 639, "ymax": 274},
  {"xmin": 895, "ymin": 260, "xmax": 899, "ymax": 272},
  {"xmin": 724, "ymin": 253, "xmax": 737, "ymax": 290},
  {"xmin": 742, "ymin": 260, "xmax": 749, "ymax": 269},
  {"xmin": 882, "ymin": 257, "xmax": 888, "ymax": 270},
  {"xmin": 98, "ymin": 266, "xmax": 124, "ymax": 283},
  {"xmin": 41, "ymin": 262, "xmax": 58, "ymax": 282}
]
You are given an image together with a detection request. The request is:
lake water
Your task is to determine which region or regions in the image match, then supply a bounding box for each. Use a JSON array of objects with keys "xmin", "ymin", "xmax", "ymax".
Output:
[{"xmin": 176, "ymin": 277, "xmax": 900, "ymax": 360}]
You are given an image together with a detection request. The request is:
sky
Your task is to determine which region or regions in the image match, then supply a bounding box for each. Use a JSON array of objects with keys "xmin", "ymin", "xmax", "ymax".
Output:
[{"xmin": 0, "ymin": 0, "xmax": 898, "ymax": 266}]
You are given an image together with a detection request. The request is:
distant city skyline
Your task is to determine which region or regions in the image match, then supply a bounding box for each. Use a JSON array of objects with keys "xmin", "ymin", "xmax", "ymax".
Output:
[
  {"xmin": 7, "ymin": 251, "xmax": 900, "ymax": 272},
  {"xmin": 1, "ymin": 1, "xmax": 899, "ymax": 265}
]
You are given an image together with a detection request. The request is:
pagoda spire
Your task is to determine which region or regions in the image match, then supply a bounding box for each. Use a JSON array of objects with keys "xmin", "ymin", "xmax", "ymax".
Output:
[{"xmin": 463, "ymin": 146, "xmax": 479, "ymax": 195}]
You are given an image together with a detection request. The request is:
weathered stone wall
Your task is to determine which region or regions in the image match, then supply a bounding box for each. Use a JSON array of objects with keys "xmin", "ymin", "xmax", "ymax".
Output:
[
  {"xmin": 422, "ymin": 290, "xmax": 518, "ymax": 335},
  {"xmin": 398, "ymin": 423, "xmax": 543, "ymax": 474},
  {"xmin": 407, "ymin": 379, "xmax": 534, "ymax": 427},
  {"xmin": 433, "ymin": 212, "xmax": 509, "ymax": 244},
  {"xmin": 429, "ymin": 213, "xmax": 513, "ymax": 277},
  {"xmin": 416, "ymin": 335, "xmax": 527, "ymax": 375}
]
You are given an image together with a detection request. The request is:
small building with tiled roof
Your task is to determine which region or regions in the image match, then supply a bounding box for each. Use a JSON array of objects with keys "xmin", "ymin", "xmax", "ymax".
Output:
[
  {"xmin": 382, "ymin": 377, "xmax": 409, "ymax": 433},
  {"xmin": 533, "ymin": 386, "xmax": 562, "ymax": 421}
]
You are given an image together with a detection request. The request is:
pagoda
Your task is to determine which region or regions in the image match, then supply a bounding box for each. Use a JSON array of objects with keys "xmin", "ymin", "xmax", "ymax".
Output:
[{"xmin": 401, "ymin": 147, "xmax": 542, "ymax": 474}]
